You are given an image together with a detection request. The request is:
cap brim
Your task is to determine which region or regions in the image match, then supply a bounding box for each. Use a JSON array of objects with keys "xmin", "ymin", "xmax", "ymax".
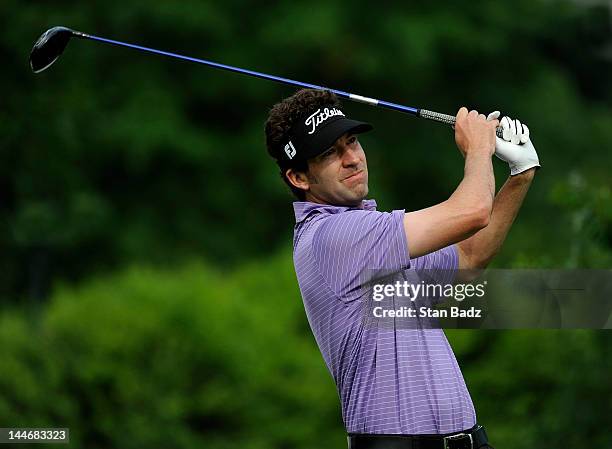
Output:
[{"xmin": 302, "ymin": 117, "xmax": 373, "ymax": 161}]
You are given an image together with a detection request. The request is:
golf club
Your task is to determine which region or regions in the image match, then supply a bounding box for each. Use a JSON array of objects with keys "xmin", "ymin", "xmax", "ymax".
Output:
[{"xmin": 30, "ymin": 26, "xmax": 503, "ymax": 137}]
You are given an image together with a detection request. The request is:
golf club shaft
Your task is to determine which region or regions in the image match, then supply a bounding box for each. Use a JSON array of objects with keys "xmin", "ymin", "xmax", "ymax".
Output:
[{"xmin": 76, "ymin": 31, "xmax": 502, "ymax": 137}]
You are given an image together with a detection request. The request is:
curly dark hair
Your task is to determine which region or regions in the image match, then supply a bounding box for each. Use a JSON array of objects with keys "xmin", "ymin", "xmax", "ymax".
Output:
[{"xmin": 264, "ymin": 88, "xmax": 341, "ymax": 200}]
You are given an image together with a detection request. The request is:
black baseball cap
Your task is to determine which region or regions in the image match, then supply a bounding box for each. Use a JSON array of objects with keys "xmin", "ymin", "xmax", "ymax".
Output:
[{"xmin": 280, "ymin": 106, "xmax": 373, "ymax": 164}]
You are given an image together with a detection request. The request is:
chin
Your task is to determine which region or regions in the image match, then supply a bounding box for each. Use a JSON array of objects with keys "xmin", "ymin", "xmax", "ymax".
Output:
[
  {"xmin": 355, "ymin": 184, "xmax": 369, "ymax": 200},
  {"xmin": 344, "ymin": 185, "xmax": 369, "ymax": 205}
]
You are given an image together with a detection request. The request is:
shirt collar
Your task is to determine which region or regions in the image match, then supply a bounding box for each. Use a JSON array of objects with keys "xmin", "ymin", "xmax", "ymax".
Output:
[{"xmin": 293, "ymin": 199, "xmax": 378, "ymax": 223}]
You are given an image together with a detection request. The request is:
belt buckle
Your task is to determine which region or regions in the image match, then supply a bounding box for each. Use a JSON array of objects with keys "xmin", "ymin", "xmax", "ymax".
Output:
[{"xmin": 443, "ymin": 432, "xmax": 473, "ymax": 449}]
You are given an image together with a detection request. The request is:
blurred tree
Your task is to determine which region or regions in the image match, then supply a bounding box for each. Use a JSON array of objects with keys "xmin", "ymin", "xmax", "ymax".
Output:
[{"xmin": 1, "ymin": 0, "xmax": 611, "ymax": 300}]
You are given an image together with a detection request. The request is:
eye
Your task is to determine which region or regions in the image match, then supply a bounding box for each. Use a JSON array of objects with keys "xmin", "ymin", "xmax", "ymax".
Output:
[
  {"xmin": 321, "ymin": 147, "xmax": 335, "ymax": 158},
  {"xmin": 348, "ymin": 135, "xmax": 357, "ymax": 145}
]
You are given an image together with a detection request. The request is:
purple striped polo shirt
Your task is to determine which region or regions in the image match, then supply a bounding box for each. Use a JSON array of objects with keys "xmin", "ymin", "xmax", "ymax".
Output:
[{"xmin": 292, "ymin": 199, "xmax": 476, "ymax": 435}]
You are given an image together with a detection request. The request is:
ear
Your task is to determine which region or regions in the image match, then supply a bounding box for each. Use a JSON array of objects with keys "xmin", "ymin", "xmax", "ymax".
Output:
[{"xmin": 285, "ymin": 168, "xmax": 310, "ymax": 193}]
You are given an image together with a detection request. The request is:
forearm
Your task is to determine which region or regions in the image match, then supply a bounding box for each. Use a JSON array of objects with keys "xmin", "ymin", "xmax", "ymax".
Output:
[
  {"xmin": 448, "ymin": 152, "xmax": 495, "ymax": 216},
  {"xmin": 458, "ymin": 169, "xmax": 536, "ymax": 268}
]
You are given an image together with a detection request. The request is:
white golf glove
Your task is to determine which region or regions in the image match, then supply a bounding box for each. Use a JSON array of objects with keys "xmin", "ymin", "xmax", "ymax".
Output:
[{"xmin": 487, "ymin": 111, "xmax": 541, "ymax": 176}]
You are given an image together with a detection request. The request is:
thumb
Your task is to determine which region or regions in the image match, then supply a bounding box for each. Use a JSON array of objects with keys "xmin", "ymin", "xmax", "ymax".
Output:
[{"xmin": 487, "ymin": 111, "xmax": 500, "ymax": 121}]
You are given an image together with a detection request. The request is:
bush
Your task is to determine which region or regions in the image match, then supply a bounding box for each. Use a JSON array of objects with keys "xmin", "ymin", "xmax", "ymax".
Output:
[
  {"xmin": 0, "ymin": 251, "xmax": 344, "ymax": 448},
  {"xmin": 1, "ymin": 252, "xmax": 610, "ymax": 448}
]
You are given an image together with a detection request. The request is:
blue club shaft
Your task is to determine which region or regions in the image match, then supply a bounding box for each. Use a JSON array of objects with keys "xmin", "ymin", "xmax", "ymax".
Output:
[
  {"xmin": 76, "ymin": 31, "xmax": 503, "ymax": 137},
  {"xmin": 78, "ymin": 32, "xmax": 419, "ymax": 115}
]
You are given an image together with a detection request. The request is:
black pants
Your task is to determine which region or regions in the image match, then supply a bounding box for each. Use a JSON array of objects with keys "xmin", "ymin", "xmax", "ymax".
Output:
[
  {"xmin": 347, "ymin": 426, "xmax": 494, "ymax": 449},
  {"xmin": 347, "ymin": 442, "xmax": 495, "ymax": 449}
]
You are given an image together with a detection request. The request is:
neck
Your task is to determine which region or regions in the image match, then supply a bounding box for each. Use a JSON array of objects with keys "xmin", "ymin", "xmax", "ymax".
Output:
[{"xmin": 304, "ymin": 192, "xmax": 364, "ymax": 208}]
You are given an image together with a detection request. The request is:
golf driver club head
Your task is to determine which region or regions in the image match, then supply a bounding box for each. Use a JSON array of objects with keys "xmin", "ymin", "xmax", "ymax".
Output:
[{"xmin": 30, "ymin": 26, "xmax": 76, "ymax": 73}]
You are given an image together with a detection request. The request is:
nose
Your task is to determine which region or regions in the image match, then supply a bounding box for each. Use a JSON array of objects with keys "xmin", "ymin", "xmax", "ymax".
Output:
[{"xmin": 341, "ymin": 145, "xmax": 360, "ymax": 167}]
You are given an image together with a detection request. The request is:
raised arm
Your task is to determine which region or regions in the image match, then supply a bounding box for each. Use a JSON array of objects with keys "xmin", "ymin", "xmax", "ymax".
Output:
[
  {"xmin": 404, "ymin": 107, "xmax": 497, "ymax": 258},
  {"xmin": 457, "ymin": 114, "xmax": 540, "ymax": 269},
  {"xmin": 457, "ymin": 169, "xmax": 535, "ymax": 269}
]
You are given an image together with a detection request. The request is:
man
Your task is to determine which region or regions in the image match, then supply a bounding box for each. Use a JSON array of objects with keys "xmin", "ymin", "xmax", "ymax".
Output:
[{"xmin": 264, "ymin": 89, "xmax": 539, "ymax": 448}]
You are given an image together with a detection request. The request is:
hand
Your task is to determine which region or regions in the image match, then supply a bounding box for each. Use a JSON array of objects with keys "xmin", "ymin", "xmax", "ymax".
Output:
[
  {"xmin": 454, "ymin": 107, "xmax": 499, "ymax": 159},
  {"xmin": 487, "ymin": 112, "xmax": 541, "ymax": 176}
]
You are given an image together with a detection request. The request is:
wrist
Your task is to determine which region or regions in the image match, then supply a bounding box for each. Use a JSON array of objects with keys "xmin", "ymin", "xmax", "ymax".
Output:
[
  {"xmin": 509, "ymin": 167, "xmax": 537, "ymax": 182},
  {"xmin": 466, "ymin": 149, "xmax": 493, "ymax": 160}
]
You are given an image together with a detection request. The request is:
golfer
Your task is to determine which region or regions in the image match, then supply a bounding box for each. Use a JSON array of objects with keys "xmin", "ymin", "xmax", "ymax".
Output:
[{"xmin": 264, "ymin": 89, "xmax": 539, "ymax": 448}]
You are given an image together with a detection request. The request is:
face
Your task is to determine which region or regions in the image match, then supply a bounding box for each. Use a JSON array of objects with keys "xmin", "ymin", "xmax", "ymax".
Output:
[{"xmin": 290, "ymin": 133, "xmax": 369, "ymax": 207}]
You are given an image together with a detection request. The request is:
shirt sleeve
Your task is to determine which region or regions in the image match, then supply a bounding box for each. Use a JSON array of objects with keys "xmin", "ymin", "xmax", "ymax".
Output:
[
  {"xmin": 312, "ymin": 209, "xmax": 410, "ymax": 302},
  {"xmin": 410, "ymin": 244, "xmax": 459, "ymax": 286}
]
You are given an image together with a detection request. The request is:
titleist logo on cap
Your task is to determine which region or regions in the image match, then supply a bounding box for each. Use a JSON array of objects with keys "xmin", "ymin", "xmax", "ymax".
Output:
[{"xmin": 305, "ymin": 107, "xmax": 345, "ymax": 135}]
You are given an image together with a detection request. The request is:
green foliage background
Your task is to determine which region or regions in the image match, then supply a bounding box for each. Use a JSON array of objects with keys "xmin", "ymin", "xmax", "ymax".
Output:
[{"xmin": 0, "ymin": 0, "xmax": 610, "ymax": 447}]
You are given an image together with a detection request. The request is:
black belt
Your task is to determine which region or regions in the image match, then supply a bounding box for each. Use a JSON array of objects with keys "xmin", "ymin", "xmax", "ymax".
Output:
[{"xmin": 348, "ymin": 425, "xmax": 488, "ymax": 449}]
